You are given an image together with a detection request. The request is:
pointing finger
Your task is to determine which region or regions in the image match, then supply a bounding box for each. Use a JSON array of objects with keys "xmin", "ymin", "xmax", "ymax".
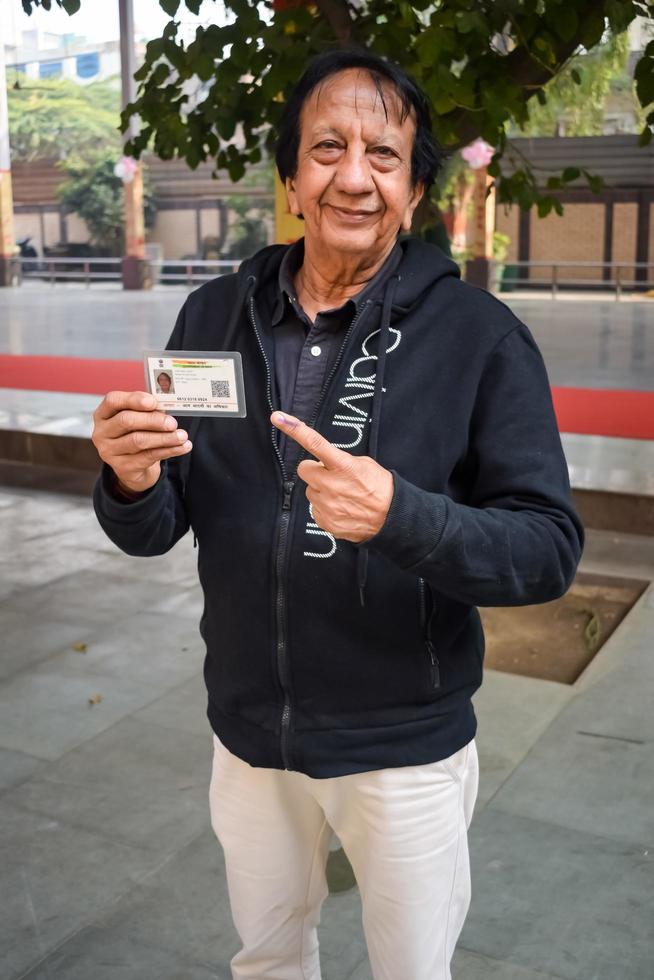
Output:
[{"xmin": 271, "ymin": 412, "xmax": 349, "ymax": 470}]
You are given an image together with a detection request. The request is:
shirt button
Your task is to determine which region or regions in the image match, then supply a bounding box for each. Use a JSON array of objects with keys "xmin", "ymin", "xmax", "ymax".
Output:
[{"xmin": 310, "ymin": 345, "xmax": 322, "ymax": 357}]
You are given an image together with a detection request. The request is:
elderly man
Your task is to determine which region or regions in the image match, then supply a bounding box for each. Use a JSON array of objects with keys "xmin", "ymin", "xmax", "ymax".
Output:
[{"xmin": 92, "ymin": 49, "xmax": 584, "ymax": 980}]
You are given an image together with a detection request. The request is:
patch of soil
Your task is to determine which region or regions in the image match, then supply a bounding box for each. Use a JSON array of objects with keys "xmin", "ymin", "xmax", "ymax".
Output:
[{"xmin": 478, "ymin": 572, "xmax": 649, "ymax": 685}]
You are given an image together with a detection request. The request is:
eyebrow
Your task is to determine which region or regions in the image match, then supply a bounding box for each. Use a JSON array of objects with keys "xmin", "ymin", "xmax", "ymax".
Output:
[{"xmin": 309, "ymin": 127, "xmax": 403, "ymax": 147}]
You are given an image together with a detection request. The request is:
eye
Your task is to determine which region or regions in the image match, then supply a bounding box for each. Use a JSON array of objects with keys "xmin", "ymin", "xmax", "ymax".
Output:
[
  {"xmin": 372, "ymin": 145, "xmax": 397, "ymax": 157},
  {"xmin": 315, "ymin": 140, "xmax": 341, "ymax": 150}
]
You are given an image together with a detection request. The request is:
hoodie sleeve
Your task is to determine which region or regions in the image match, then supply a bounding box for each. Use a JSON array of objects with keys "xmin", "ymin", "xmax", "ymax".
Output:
[
  {"xmin": 92, "ymin": 302, "xmax": 191, "ymax": 557},
  {"xmin": 367, "ymin": 323, "xmax": 585, "ymax": 607}
]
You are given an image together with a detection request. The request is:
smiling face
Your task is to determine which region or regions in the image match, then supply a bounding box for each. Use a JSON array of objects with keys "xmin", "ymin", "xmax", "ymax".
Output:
[{"xmin": 285, "ymin": 68, "xmax": 424, "ymax": 263}]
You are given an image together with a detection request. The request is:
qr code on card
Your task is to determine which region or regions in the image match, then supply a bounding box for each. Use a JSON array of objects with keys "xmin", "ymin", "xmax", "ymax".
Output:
[{"xmin": 211, "ymin": 379, "xmax": 231, "ymax": 398}]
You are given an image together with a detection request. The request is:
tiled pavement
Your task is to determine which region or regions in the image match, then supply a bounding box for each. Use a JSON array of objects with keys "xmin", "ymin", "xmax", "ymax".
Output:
[{"xmin": 0, "ymin": 478, "xmax": 652, "ymax": 980}]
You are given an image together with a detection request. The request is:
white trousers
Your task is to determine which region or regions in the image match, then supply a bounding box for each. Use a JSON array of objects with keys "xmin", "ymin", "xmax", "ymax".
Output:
[{"xmin": 209, "ymin": 733, "xmax": 479, "ymax": 980}]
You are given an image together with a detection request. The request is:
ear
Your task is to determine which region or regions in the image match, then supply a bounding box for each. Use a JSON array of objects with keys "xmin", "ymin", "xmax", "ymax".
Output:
[
  {"xmin": 401, "ymin": 181, "xmax": 425, "ymax": 232},
  {"xmin": 285, "ymin": 176, "xmax": 301, "ymax": 217}
]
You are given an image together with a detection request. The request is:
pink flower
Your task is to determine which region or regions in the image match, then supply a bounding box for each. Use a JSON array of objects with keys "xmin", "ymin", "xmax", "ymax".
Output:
[{"xmin": 461, "ymin": 139, "xmax": 495, "ymax": 170}]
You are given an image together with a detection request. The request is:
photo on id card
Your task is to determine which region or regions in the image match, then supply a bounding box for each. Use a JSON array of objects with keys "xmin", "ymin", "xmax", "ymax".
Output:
[{"xmin": 144, "ymin": 350, "xmax": 247, "ymax": 417}]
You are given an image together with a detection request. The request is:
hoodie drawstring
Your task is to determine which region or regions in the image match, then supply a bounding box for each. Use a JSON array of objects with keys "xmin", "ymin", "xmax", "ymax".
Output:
[{"xmin": 357, "ymin": 273, "xmax": 400, "ymax": 606}]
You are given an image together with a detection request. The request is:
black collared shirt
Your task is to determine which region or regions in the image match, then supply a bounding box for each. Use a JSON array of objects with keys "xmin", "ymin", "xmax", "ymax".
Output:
[{"xmin": 271, "ymin": 238, "xmax": 402, "ymax": 473}]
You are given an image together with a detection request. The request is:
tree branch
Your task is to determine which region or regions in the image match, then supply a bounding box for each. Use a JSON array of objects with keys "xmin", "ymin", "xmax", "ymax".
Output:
[
  {"xmin": 444, "ymin": 0, "xmax": 601, "ymax": 148},
  {"xmin": 313, "ymin": 0, "xmax": 355, "ymax": 46}
]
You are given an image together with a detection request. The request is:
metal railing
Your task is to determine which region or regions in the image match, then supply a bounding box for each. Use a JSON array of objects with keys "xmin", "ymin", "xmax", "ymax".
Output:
[
  {"xmin": 492, "ymin": 260, "xmax": 654, "ymax": 300},
  {"xmin": 153, "ymin": 258, "xmax": 241, "ymax": 285},
  {"xmin": 17, "ymin": 256, "xmax": 654, "ymax": 299},
  {"xmin": 17, "ymin": 256, "xmax": 241, "ymax": 287}
]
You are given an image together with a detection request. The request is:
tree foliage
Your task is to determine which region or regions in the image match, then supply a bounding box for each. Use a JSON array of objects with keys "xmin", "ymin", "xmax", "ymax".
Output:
[
  {"xmin": 7, "ymin": 76, "xmax": 121, "ymax": 163},
  {"xmin": 508, "ymin": 31, "xmax": 633, "ymax": 137},
  {"xmin": 20, "ymin": 0, "xmax": 80, "ymax": 13},
  {"xmin": 22, "ymin": 0, "xmax": 654, "ymax": 215},
  {"xmin": 58, "ymin": 152, "xmax": 156, "ymax": 255}
]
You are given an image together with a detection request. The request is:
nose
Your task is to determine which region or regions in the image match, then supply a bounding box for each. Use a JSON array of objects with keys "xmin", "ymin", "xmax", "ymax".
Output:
[{"xmin": 334, "ymin": 143, "xmax": 376, "ymax": 196}]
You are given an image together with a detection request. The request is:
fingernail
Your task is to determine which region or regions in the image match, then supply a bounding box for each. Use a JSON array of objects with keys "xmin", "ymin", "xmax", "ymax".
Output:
[
  {"xmin": 164, "ymin": 416, "xmax": 177, "ymax": 430},
  {"xmin": 274, "ymin": 412, "xmax": 296, "ymax": 427},
  {"xmin": 177, "ymin": 429, "xmax": 188, "ymax": 441}
]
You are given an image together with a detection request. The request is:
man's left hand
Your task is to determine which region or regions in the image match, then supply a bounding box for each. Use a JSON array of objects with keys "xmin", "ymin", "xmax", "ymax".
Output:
[{"xmin": 271, "ymin": 412, "xmax": 393, "ymax": 543}]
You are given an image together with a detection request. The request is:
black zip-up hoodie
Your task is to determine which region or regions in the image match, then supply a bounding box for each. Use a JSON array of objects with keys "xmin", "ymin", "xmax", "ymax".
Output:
[{"xmin": 94, "ymin": 237, "xmax": 584, "ymax": 777}]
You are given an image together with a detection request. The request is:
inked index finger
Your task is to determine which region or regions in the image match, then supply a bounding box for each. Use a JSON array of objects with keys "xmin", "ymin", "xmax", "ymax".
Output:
[
  {"xmin": 271, "ymin": 412, "xmax": 349, "ymax": 470},
  {"xmin": 96, "ymin": 390, "xmax": 158, "ymax": 421}
]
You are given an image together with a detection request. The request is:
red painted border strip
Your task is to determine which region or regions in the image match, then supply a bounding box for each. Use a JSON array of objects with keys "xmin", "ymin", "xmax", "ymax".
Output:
[
  {"xmin": 0, "ymin": 355, "xmax": 143, "ymax": 396},
  {"xmin": 550, "ymin": 386, "xmax": 654, "ymax": 439},
  {"xmin": 0, "ymin": 354, "xmax": 652, "ymax": 439}
]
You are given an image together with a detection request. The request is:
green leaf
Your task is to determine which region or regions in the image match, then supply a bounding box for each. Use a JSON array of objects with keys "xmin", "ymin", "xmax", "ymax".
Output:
[
  {"xmin": 553, "ymin": 198, "xmax": 564, "ymax": 217},
  {"xmin": 227, "ymin": 156, "xmax": 246, "ymax": 182},
  {"xmin": 145, "ymin": 38, "xmax": 166, "ymax": 61},
  {"xmin": 184, "ymin": 0, "xmax": 203, "ymax": 12},
  {"xmin": 159, "ymin": 0, "xmax": 181, "ymax": 15},
  {"xmin": 582, "ymin": 170, "xmax": 605, "ymax": 194},
  {"xmin": 606, "ymin": 0, "xmax": 636, "ymax": 33},
  {"xmin": 579, "ymin": 11, "xmax": 605, "ymax": 50},
  {"xmin": 550, "ymin": 6, "xmax": 578, "ymax": 43},
  {"xmin": 546, "ymin": 176, "xmax": 562, "ymax": 189},
  {"xmin": 456, "ymin": 11, "xmax": 485, "ymax": 34},
  {"xmin": 635, "ymin": 56, "xmax": 654, "ymax": 108},
  {"xmin": 536, "ymin": 89, "xmax": 547, "ymax": 106},
  {"xmin": 571, "ymin": 68, "xmax": 582, "ymax": 85},
  {"xmin": 537, "ymin": 197, "xmax": 553, "ymax": 218},
  {"xmin": 638, "ymin": 125, "xmax": 653, "ymax": 147},
  {"xmin": 62, "ymin": 0, "xmax": 81, "ymax": 13},
  {"xmin": 562, "ymin": 166, "xmax": 580, "ymax": 182}
]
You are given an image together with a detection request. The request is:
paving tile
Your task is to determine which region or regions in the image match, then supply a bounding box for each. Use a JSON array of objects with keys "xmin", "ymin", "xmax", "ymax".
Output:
[
  {"xmin": 21, "ymin": 933, "xmax": 228, "ymax": 980},
  {"xmin": 461, "ymin": 807, "xmax": 654, "ymax": 980},
  {"xmin": 452, "ymin": 948, "xmax": 567, "ymax": 980},
  {"xmin": 487, "ymin": 594, "xmax": 654, "ymax": 846},
  {"xmin": 0, "ymin": 800, "xmax": 158, "ymax": 980},
  {"xmin": 63, "ymin": 827, "xmax": 239, "ymax": 968},
  {"xmin": 0, "ymin": 607, "xmax": 91, "ymax": 681},
  {"xmin": 93, "ymin": 551, "xmax": 200, "ymax": 590},
  {"xmin": 579, "ymin": 527, "xmax": 654, "ymax": 582},
  {"xmin": 5, "ymin": 568, "xmax": 175, "ymax": 628},
  {"xmin": 319, "ymin": 886, "xmax": 368, "ymax": 980},
  {"xmin": 135, "ymin": 672, "xmax": 210, "ymax": 738},
  {"xmin": 471, "ymin": 669, "xmax": 572, "ymax": 811},
  {"xmin": 0, "ymin": 747, "xmax": 45, "ymax": 793},
  {"xmin": 0, "ymin": 544, "xmax": 103, "ymax": 598},
  {"xmin": 9, "ymin": 716, "xmax": 213, "ymax": 854},
  {"xmin": 0, "ymin": 637, "xmax": 197, "ymax": 760},
  {"xmin": 62, "ymin": 610, "xmax": 204, "ymax": 688}
]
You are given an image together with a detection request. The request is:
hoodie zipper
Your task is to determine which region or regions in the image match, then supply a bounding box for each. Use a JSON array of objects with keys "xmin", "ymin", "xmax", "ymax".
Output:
[
  {"xmin": 248, "ymin": 295, "xmax": 372, "ymax": 770},
  {"xmin": 419, "ymin": 577, "xmax": 441, "ymax": 689},
  {"xmin": 249, "ymin": 296, "xmax": 295, "ymax": 769}
]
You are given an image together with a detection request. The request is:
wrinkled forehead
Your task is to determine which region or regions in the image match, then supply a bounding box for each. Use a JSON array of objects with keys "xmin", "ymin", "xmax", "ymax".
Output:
[{"xmin": 300, "ymin": 68, "xmax": 415, "ymax": 135}]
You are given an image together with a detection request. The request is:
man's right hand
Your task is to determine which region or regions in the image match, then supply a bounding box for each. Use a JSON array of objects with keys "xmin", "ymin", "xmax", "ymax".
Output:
[{"xmin": 92, "ymin": 390, "xmax": 193, "ymax": 495}]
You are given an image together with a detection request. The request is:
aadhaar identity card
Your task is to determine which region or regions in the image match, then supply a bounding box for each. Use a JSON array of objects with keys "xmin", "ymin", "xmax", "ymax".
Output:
[{"xmin": 144, "ymin": 350, "xmax": 247, "ymax": 418}]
